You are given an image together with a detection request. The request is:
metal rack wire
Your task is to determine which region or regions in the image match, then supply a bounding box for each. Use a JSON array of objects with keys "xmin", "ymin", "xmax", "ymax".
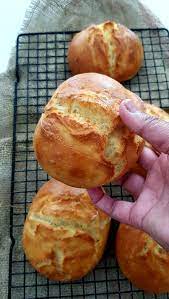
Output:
[{"xmin": 8, "ymin": 28, "xmax": 169, "ymax": 299}]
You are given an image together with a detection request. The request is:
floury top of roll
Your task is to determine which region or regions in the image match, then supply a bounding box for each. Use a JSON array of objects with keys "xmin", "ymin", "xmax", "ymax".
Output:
[
  {"xmin": 23, "ymin": 179, "xmax": 110, "ymax": 281},
  {"xmin": 68, "ymin": 20, "xmax": 143, "ymax": 82},
  {"xmin": 116, "ymin": 224, "xmax": 169, "ymax": 294},
  {"xmin": 33, "ymin": 73, "xmax": 144, "ymax": 188}
]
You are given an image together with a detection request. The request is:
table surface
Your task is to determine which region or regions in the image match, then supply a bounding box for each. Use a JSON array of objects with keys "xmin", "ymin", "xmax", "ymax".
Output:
[{"xmin": 0, "ymin": 0, "xmax": 168, "ymax": 74}]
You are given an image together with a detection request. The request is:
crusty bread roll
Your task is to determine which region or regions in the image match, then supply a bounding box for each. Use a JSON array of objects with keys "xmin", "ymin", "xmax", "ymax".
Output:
[
  {"xmin": 116, "ymin": 224, "xmax": 169, "ymax": 293},
  {"xmin": 131, "ymin": 103, "xmax": 169, "ymax": 177},
  {"xmin": 33, "ymin": 73, "xmax": 144, "ymax": 188},
  {"xmin": 22, "ymin": 179, "xmax": 110, "ymax": 281},
  {"xmin": 68, "ymin": 21, "xmax": 143, "ymax": 82}
]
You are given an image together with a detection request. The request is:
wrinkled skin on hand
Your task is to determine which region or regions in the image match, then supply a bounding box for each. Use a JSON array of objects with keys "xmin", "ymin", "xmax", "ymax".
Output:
[{"xmin": 88, "ymin": 100, "xmax": 169, "ymax": 250}]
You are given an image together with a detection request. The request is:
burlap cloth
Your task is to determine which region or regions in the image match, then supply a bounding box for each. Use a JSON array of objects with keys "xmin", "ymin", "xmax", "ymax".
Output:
[{"xmin": 0, "ymin": 0, "xmax": 165, "ymax": 298}]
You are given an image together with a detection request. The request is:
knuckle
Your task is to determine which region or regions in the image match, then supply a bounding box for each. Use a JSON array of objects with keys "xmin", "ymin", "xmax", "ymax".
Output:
[
  {"xmin": 129, "ymin": 205, "xmax": 142, "ymax": 229},
  {"xmin": 140, "ymin": 114, "xmax": 158, "ymax": 136},
  {"xmin": 160, "ymin": 140, "xmax": 169, "ymax": 154},
  {"xmin": 138, "ymin": 114, "xmax": 169, "ymax": 154}
]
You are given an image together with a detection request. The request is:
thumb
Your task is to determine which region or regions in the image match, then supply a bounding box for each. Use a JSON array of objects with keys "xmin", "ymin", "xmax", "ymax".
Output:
[{"xmin": 120, "ymin": 99, "xmax": 169, "ymax": 154}]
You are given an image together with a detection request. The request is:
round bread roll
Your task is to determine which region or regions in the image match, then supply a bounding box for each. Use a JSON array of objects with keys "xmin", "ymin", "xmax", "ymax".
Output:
[
  {"xmin": 116, "ymin": 224, "xmax": 169, "ymax": 293},
  {"xmin": 68, "ymin": 21, "xmax": 143, "ymax": 82},
  {"xmin": 22, "ymin": 179, "xmax": 110, "ymax": 281},
  {"xmin": 33, "ymin": 73, "xmax": 144, "ymax": 188},
  {"xmin": 131, "ymin": 103, "xmax": 169, "ymax": 176}
]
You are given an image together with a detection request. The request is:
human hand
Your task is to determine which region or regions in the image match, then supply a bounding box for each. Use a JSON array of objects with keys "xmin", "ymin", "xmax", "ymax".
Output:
[{"xmin": 88, "ymin": 100, "xmax": 169, "ymax": 250}]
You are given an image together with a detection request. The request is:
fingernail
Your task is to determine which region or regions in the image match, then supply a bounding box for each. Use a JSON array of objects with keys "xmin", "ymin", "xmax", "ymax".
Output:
[{"xmin": 124, "ymin": 99, "xmax": 140, "ymax": 113}]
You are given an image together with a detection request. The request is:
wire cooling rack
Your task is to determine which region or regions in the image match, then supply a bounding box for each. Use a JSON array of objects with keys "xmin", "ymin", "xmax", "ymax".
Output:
[{"xmin": 8, "ymin": 28, "xmax": 169, "ymax": 299}]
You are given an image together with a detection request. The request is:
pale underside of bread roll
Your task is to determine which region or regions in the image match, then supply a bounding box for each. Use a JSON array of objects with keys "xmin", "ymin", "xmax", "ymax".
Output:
[
  {"xmin": 33, "ymin": 73, "xmax": 144, "ymax": 188},
  {"xmin": 23, "ymin": 179, "xmax": 110, "ymax": 281},
  {"xmin": 68, "ymin": 20, "xmax": 144, "ymax": 82}
]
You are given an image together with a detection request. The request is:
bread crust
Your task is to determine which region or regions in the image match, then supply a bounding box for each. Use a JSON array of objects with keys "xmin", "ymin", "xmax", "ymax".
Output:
[
  {"xmin": 116, "ymin": 224, "xmax": 169, "ymax": 293},
  {"xmin": 34, "ymin": 73, "xmax": 144, "ymax": 188},
  {"xmin": 68, "ymin": 21, "xmax": 143, "ymax": 82},
  {"xmin": 22, "ymin": 179, "xmax": 110, "ymax": 281}
]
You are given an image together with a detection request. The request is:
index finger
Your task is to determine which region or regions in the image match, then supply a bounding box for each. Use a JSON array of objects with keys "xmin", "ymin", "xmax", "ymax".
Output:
[{"xmin": 88, "ymin": 187, "xmax": 133, "ymax": 224}]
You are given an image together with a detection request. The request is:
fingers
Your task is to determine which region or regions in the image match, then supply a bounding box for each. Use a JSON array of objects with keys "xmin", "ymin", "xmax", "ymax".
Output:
[
  {"xmin": 144, "ymin": 153, "xmax": 169, "ymax": 197},
  {"xmin": 120, "ymin": 100, "xmax": 169, "ymax": 154},
  {"xmin": 88, "ymin": 187, "xmax": 133, "ymax": 224},
  {"xmin": 138, "ymin": 146, "xmax": 158, "ymax": 171},
  {"xmin": 120, "ymin": 147, "xmax": 157, "ymax": 198},
  {"xmin": 88, "ymin": 187, "xmax": 104, "ymax": 204},
  {"xmin": 117, "ymin": 147, "xmax": 157, "ymax": 199},
  {"xmin": 122, "ymin": 173, "xmax": 145, "ymax": 199}
]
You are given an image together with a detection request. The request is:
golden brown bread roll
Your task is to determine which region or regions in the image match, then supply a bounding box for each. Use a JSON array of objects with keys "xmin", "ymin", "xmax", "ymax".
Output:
[
  {"xmin": 68, "ymin": 20, "xmax": 143, "ymax": 82},
  {"xmin": 22, "ymin": 179, "xmax": 110, "ymax": 281},
  {"xmin": 131, "ymin": 103, "xmax": 169, "ymax": 177},
  {"xmin": 116, "ymin": 224, "xmax": 169, "ymax": 293},
  {"xmin": 33, "ymin": 73, "xmax": 144, "ymax": 188}
]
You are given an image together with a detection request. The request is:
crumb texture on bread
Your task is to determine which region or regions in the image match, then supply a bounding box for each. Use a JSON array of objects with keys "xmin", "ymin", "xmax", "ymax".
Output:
[{"xmin": 23, "ymin": 179, "xmax": 110, "ymax": 281}]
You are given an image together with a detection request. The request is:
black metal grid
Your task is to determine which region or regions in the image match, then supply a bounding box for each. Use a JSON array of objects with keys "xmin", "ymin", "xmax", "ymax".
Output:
[{"xmin": 8, "ymin": 28, "xmax": 169, "ymax": 299}]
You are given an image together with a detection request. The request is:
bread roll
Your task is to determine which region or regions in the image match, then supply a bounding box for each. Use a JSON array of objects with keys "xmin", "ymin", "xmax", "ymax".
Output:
[
  {"xmin": 68, "ymin": 21, "xmax": 143, "ymax": 82},
  {"xmin": 131, "ymin": 103, "xmax": 169, "ymax": 176},
  {"xmin": 116, "ymin": 224, "xmax": 169, "ymax": 293},
  {"xmin": 22, "ymin": 179, "xmax": 110, "ymax": 281},
  {"xmin": 33, "ymin": 73, "xmax": 144, "ymax": 188}
]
